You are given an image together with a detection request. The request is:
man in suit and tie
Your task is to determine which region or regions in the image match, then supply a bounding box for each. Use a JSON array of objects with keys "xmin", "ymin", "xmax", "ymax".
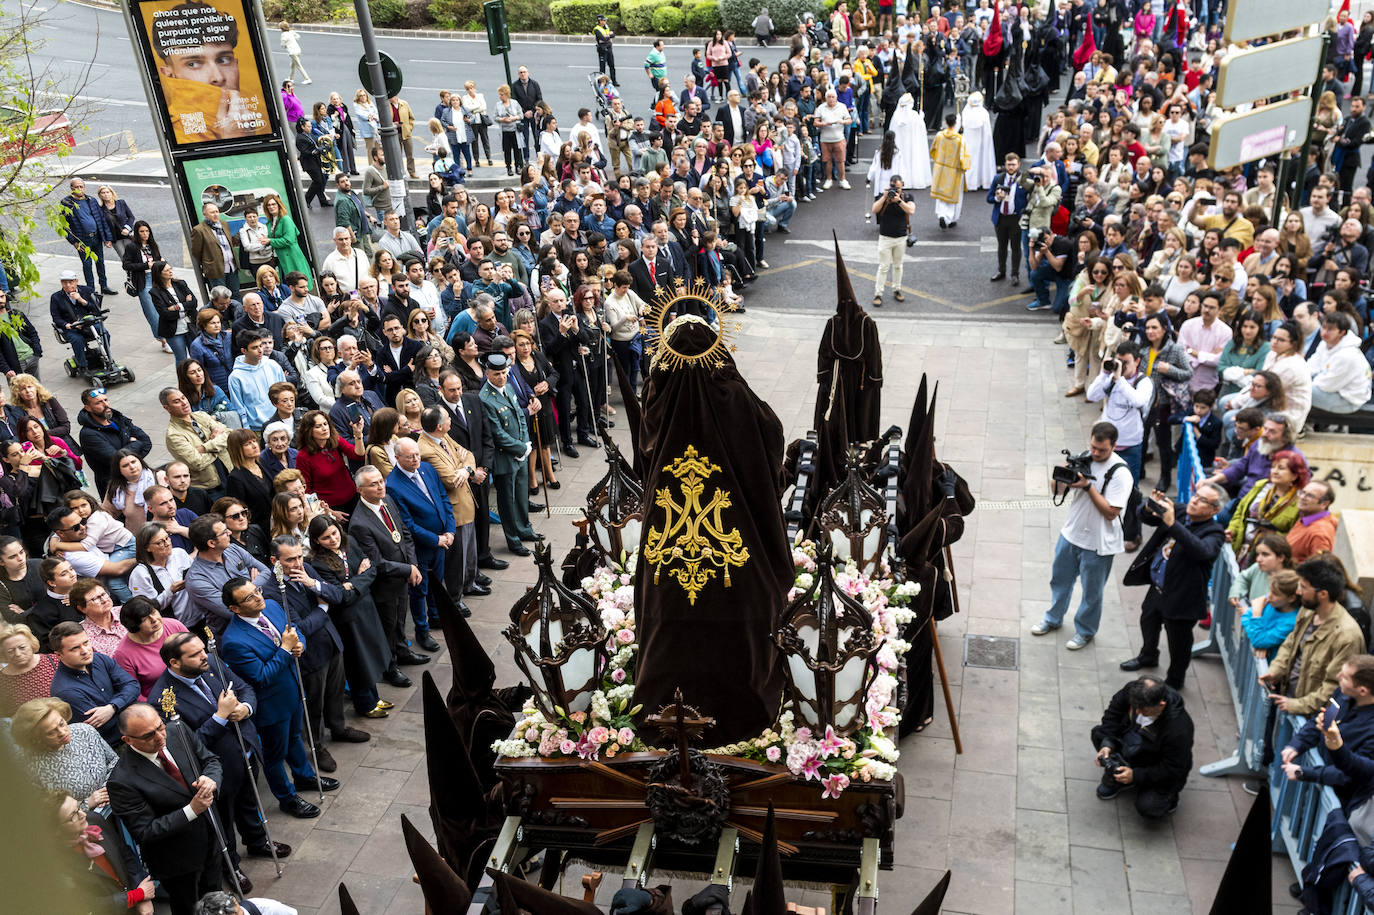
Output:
[
  {"xmin": 651, "ymin": 220, "xmax": 692, "ymax": 281},
  {"xmin": 478, "ymin": 353, "xmax": 542, "ymax": 558},
  {"xmin": 217, "ymin": 577, "xmax": 335, "ymax": 821},
  {"xmin": 388, "ymin": 437, "xmax": 462, "ymax": 630},
  {"xmin": 328, "ymin": 369, "xmax": 386, "ymax": 446},
  {"xmin": 987, "ymin": 152, "xmax": 1029, "ymax": 286},
  {"xmin": 628, "ymin": 235, "xmax": 673, "ymax": 304},
  {"xmin": 350, "ymin": 464, "xmax": 435, "ymax": 658},
  {"xmin": 437, "ymin": 369, "xmax": 504, "ymax": 578},
  {"xmin": 260, "ymin": 535, "xmax": 367, "ymax": 772},
  {"xmin": 374, "ymin": 314, "xmax": 422, "ymax": 404},
  {"xmin": 417, "ymin": 406, "xmax": 481, "ymax": 608},
  {"xmin": 150, "ymin": 630, "xmax": 292, "ymax": 891},
  {"xmin": 106, "ymin": 703, "xmax": 224, "ymax": 915}
]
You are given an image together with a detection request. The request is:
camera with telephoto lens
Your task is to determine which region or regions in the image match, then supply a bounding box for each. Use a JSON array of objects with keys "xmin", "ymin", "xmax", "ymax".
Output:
[
  {"xmin": 1102, "ymin": 357, "xmax": 1118, "ymax": 373},
  {"xmin": 1052, "ymin": 449, "xmax": 1094, "ymax": 486},
  {"xmin": 1102, "ymin": 751, "xmax": 1129, "ymax": 777}
]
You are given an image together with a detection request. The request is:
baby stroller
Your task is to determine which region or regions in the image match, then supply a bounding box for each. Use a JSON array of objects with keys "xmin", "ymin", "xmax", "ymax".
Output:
[{"xmin": 53, "ymin": 309, "xmax": 134, "ymax": 385}]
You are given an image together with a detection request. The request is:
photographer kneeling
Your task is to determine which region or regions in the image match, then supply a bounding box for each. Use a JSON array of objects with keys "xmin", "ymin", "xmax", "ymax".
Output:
[
  {"xmin": 872, "ymin": 176, "xmax": 916, "ymax": 307},
  {"xmin": 1030, "ymin": 421, "xmax": 1133, "ymax": 650},
  {"xmin": 1091, "ymin": 676, "xmax": 1194, "ymax": 818}
]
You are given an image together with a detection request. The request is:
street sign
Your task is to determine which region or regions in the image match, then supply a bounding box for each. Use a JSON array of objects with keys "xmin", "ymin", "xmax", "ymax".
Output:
[
  {"xmin": 1216, "ymin": 36, "xmax": 1324, "ymax": 108},
  {"xmin": 1224, "ymin": 0, "xmax": 1328, "ymax": 44},
  {"xmin": 484, "ymin": 0, "xmax": 510, "ymax": 55},
  {"xmin": 358, "ymin": 52, "xmax": 404, "ymax": 100},
  {"xmin": 1206, "ymin": 98, "xmax": 1309, "ymax": 170}
]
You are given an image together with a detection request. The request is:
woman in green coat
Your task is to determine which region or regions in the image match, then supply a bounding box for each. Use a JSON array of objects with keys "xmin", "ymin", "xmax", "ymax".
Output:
[
  {"xmin": 262, "ymin": 192, "xmax": 311, "ymax": 282},
  {"xmin": 1226, "ymin": 450, "xmax": 1306, "ymax": 568}
]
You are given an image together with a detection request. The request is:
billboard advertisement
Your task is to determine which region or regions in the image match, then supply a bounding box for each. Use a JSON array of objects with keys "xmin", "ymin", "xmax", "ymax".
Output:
[
  {"xmin": 175, "ymin": 147, "xmax": 314, "ymax": 284},
  {"xmin": 130, "ymin": 0, "xmax": 278, "ymax": 148}
]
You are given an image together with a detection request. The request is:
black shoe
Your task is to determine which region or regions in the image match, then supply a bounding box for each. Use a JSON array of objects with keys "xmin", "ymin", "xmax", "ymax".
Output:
[
  {"xmin": 455, "ymin": 600, "xmax": 473, "ymax": 618},
  {"xmin": 529, "ymin": 484, "xmax": 539, "ymax": 495},
  {"xmin": 1156, "ymin": 478, "xmax": 1172, "ymax": 492},
  {"xmin": 562, "ymin": 443, "xmax": 580, "ymax": 458},
  {"xmin": 331, "ymin": 726, "xmax": 371, "ymax": 744},
  {"xmin": 465, "ymin": 582, "xmax": 493, "ymax": 596},
  {"xmin": 577, "ymin": 436, "xmax": 600, "ymax": 448},
  {"xmin": 310, "ymin": 744, "xmax": 337, "ymax": 771},
  {"xmin": 1290, "ymin": 882, "xmax": 1303, "ymax": 899},
  {"xmin": 938, "ymin": 216, "xmax": 947, "ymax": 229},
  {"xmin": 394, "ymin": 647, "xmax": 431, "ymax": 666},
  {"xmin": 948, "ymin": 221, "xmax": 957, "ymax": 228},
  {"xmin": 1096, "ymin": 783, "xmax": 1123, "ymax": 800},
  {"xmin": 382, "ymin": 667, "xmax": 413, "ymax": 687},
  {"xmin": 246, "ymin": 841, "xmax": 293, "ymax": 859},
  {"xmin": 279, "ymin": 795, "xmax": 321, "ymax": 818},
  {"xmin": 478, "ymin": 556, "xmax": 509, "ymax": 571},
  {"xmin": 426, "ymin": 615, "xmax": 441, "ymax": 630},
  {"xmin": 508, "ymin": 543, "xmax": 532, "ymax": 557},
  {"xmin": 233, "ymin": 870, "xmax": 253, "ymax": 895},
  {"xmin": 474, "ymin": 572, "xmax": 492, "ymax": 586},
  {"xmin": 520, "ymin": 531, "xmax": 546, "ymax": 542},
  {"xmin": 527, "ymin": 501, "xmax": 545, "ymax": 513},
  {"xmin": 295, "ymin": 773, "xmax": 340, "ymax": 792},
  {"xmin": 100, "ymin": 287, "xmax": 119, "ymax": 296},
  {"xmin": 547, "ymin": 480, "xmax": 561, "ymax": 489},
  {"xmin": 1010, "ymin": 274, "xmax": 1020, "ymax": 287},
  {"xmin": 1119, "ymin": 657, "xmax": 1156, "ymax": 671},
  {"xmin": 990, "ymin": 272, "xmax": 1006, "ymax": 281},
  {"xmin": 416, "ymin": 632, "xmax": 441, "ymax": 653}
]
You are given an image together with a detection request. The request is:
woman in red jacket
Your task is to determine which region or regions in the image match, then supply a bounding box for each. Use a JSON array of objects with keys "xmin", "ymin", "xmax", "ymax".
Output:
[{"xmin": 295, "ymin": 409, "xmax": 363, "ymax": 516}]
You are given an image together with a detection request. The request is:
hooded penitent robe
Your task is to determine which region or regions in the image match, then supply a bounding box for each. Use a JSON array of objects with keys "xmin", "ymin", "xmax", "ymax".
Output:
[{"xmin": 633, "ymin": 318, "xmax": 789, "ymax": 745}]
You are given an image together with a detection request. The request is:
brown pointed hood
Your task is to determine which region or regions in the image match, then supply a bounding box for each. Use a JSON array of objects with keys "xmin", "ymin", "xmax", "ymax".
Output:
[
  {"xmin": 401, "ymin": 814, "xmax": 474, "ymax": 915},
  {"xmin": 900, "ymin": 378, "xmax": 936, "ymax": 533},
  {"xmin": 910, "ymin": 870, "xmax": 953, "ymax": 915},
  {"xmin": 486, "ymin": 867, "xmax": 604, "ymax": 914},
  {"xmin": 748, "ymin": 803, "xmax": 787, "ymax": 915},
  {"xmin": 337, "ymin": 882, "xmax": 362, "ymax": 915},
  {"xmin": 814, "ymin": 232, "xmax": 883, "ymax": 445},
  {"xmin": 434, "ymin": 584, "xmax": 515, "ymax": 789},
  {"xmin": 1208, "ymin": 793, "xmax": 1271, "ymax": 914},
  {"xmin": 614, "ymin": 358, "xmax": 644, "ymax": 479},
  {"xmin": 422, "ymin": 670, "xmax": 501, "ymax": 884}
]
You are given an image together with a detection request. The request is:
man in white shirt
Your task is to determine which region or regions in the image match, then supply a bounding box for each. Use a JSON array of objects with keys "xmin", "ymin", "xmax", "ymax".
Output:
[
  {"xmin": 1087, "ymin": 341, "xmax": 1155, "ymax": 489},
  {"xmin": 1301, "ymin": 185, "xmax": 1342, "ymax": 243},
  {"xmin": 320, "ymin": 227, "xmax": 370, "ymax": 294},
  {"xmin": 405, "ymin": 260, "xmax": 445, "ymax": 337},
  {"xmin": 375, "ymin": 212, "xmax": 422, "ymax": 260},
  {"xmin": 275, "ymin": 272, "xmax": 329, "ymax": 331},
  {"xmin": 1031, "ymin": 422, "xmax": 1133, "ymax": 649},
  {"xmin": 568, "ymin": 106, "xmax": 604, "ymax": 155},
  {"xmin": 1309, "ymin": 311, "xmax": 1374, "ymax": 413}
]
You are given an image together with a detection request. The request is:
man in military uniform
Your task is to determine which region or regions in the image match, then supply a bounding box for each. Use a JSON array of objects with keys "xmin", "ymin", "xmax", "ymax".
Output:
[{"xmin": 477, "ymin": 353, "xmax": 542, "ymax": 558}]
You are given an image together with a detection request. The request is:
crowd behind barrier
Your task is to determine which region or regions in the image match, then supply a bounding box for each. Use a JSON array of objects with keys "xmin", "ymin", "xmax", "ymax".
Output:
[{"xmin": 1181, "ymin": 424, "xmax": 1363, "ymax": 912}]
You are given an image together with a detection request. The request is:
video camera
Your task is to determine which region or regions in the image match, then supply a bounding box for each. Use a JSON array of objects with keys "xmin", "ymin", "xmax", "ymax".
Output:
[{"xmin": 1051, "ymin": 449, "xmax": 1093, "ymax": 487}]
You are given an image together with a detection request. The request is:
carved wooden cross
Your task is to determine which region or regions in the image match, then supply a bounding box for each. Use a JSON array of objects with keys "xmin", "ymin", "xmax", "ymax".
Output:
[{"xmin": 645, "ymin": 688, "xmax": 714, "ymax": 788}]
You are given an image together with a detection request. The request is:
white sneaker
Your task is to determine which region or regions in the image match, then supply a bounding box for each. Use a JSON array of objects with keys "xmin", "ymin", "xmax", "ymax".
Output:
[
  {"xmin": 840, "ymin": 179, "xmax": 851, "ymax": 190},
  {"xmin": 807, "ymin": 194, "xmax": 817, "ymax": 201},
  {"xmin": 303, "ymin": 79, "xmax": 313, "ymax": 85},
  {"xmin": 823, "ymin": 178, "xmax": 834, "ymax": 189},
  {"xmin": 758, "ymin": 260, "xmax": 770, "ymax": 269},
  {"xmin": 1030, "ymin": 621, "xmax": 1059, "ymax": 636},
  {"xmin": 1065, "ymin": 635, "xmax": 1092, "ymax": 650}
]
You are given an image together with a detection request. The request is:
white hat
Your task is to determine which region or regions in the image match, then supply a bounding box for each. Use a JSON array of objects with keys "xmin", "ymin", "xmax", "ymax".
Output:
[{"xmin": 59, "ymin": 269, "xmax": 79, "ymax": 281}]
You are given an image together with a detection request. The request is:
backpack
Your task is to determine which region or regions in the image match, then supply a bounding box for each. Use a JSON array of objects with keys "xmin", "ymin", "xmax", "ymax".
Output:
[{"xmin": 1101, "ymin": 460, "xmax": 1144, "ymax": 543}]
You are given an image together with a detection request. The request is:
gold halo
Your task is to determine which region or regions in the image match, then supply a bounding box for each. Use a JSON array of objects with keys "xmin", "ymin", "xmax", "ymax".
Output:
[{"xmin": 644, "ymin": 277, "xmax": 742, "ymax": 372}]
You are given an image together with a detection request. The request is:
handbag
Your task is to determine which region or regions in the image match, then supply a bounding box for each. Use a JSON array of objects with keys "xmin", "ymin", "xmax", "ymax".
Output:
[{"xmin": 124, "ymin": 278, "xmax": 138, "ymax": 297}]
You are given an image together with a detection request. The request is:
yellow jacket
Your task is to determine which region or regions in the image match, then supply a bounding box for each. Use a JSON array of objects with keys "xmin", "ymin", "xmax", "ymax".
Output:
[
  {"xmin": 417, "ymin": 432, "xmax": 476, "ymax": 525},
  {"xmin": 165, "ymin": 412, "xmax": 231, "ymax": 489}
]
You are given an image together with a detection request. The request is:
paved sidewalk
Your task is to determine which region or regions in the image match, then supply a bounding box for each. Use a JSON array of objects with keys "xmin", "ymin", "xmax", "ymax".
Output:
[{"xmin": 13, "ymin": 252, "xmax": 1295, "ymax": 914}]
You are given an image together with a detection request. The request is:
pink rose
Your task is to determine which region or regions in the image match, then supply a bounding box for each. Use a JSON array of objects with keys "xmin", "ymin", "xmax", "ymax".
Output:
[
  {"xmin": 765, "ymin": 746, "xmax": 782, "ymax": 763},
  {"xmin": 618, "ymin": 727, "xmax": 635, "ymax": 745},
  {"xmin": 611, "ymin": 668, "xmax": 627, "ymax": 683},
  {"xmin": 617, "ymin": 628, "xmax": 635, "ymax": 645},
  {"xmin": 559, "ymin": 739, "xmax": 577, "ymax": 754},
  {"xmin": 588, "ymin": 726, "xmax": 610, "ymax": 745}
]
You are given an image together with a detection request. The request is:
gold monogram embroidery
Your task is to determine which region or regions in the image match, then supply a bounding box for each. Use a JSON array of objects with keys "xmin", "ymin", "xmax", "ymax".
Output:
[{"xmin": 643, "ymin": 446, "xmax": 749, "ymax": 604}]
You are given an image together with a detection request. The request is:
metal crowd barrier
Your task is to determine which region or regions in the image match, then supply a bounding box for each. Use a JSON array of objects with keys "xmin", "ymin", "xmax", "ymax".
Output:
[{"xmin": 1176, "ymin": 429, "xmax": 1361, "ymax": 909}]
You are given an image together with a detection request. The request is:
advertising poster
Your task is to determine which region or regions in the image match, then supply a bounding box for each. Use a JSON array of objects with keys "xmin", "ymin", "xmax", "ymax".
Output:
[
  {"xmin": 131, "ymin": 0, "xmax": 276, "ymax": 147},
  {"xmin": 177, "ymin": 148, "xmax": 313, "ymax": 283}
]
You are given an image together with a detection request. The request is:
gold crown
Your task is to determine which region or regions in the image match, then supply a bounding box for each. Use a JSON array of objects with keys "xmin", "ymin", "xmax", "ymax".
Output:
[{"xmin": 644, "ymin": 277, "xmax": 742, "ymax": 373}]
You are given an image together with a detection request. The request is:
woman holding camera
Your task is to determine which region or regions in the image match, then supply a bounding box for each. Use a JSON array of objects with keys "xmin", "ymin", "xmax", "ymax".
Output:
[{"xmin": 1063, "ymin": 256, "xmax": 1113, "ymax": 396}]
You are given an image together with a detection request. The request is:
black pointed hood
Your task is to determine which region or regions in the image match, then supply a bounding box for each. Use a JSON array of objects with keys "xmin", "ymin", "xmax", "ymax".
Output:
[
  {"xmin": 748, "ymin": 804, "xmax": 787, "ymax": 915},
  {"xmin": 1208, "ymin": 793, "xmax": 1271, "ymax": 914},
  {"xmin": 910, "ymin": 870, "xmax": 952, "ymax": 915},
  {"xmin": 337, "ymin": 883, "xmax": 362, "ymax": 915},
  {"xmin": 401, "ymin": 814, "xmax": 474, "ymax": 915}
]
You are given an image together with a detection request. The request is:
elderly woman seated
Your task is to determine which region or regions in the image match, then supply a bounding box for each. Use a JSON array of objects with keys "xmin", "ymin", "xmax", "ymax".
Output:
[
  {"xmin": 11, "ymin": 696, "xmax": 118, "ymax": 815},
  {"xmin": 46, "ymin": 789, "xmax": 153, "ymax": 914},
  {"xmin": 0, "ymin": 622, "xmax": 60, "ymax": 717}
]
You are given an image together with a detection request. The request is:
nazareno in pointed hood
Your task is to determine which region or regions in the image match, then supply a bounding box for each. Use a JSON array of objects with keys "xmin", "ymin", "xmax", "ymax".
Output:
[{"xmin": 401, "ymin": 814, "xmax": 474, "ymax": 915}]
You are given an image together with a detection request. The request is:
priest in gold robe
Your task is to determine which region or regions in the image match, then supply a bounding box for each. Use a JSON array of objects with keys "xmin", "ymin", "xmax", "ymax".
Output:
[{"xmin": 929, "ymin": 113, "xmax": 971, "ymax": 229}]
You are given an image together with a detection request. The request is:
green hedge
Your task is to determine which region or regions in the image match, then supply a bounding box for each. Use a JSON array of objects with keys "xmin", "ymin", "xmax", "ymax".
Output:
[
  {"xmin": 718, "ymin": 0, "xmax": 819, "ymax": 33},
  {"xmin": 652, "ymin": 4, "xmax": 683, "ymax": 33},
  {"xmin": 370, "ymin": 0, "xmax": 407, "ymax": 25},
  {"xmin": 683, "ymin": 0, "xmax": 722, "ymax": 34},
  {"xmin": 620, "ymin": 0, "xmax": 679, "ymax": 34},
  {"xmin": 550, "ymin": 0, "xmax": 621, "ymax": 32},
  {"xmin": 504, "ymin": 0, "xmax": 554, "ymax": 30},
  {"xmin": 427, "ymin": 0, "xmax": 481, "ymax": 29}
]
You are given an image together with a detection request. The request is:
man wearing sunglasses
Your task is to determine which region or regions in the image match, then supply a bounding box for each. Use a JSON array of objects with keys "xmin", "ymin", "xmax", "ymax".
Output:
[
  {"xmin": 1118, "ymin": 482, "xmax": 1228, "ymax": 689},
  {"xmin": 47, "ymin": 506, "xmax": 137, "ymax": 602},
  {"xmin": 78, "ymin": 387, "xmax": 152, "ymax": 495}
]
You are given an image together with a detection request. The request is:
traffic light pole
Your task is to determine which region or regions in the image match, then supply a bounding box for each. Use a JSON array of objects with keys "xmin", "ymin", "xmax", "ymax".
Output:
[{"xmin": 355, "ymin": 0, "xmax": 414, "ymax": 231}]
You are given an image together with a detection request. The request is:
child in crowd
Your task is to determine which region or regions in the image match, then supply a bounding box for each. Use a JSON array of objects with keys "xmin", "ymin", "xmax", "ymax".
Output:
[{"xmin": 1183, "ymin": 389, "xmax": 1222, "ymax": 467}]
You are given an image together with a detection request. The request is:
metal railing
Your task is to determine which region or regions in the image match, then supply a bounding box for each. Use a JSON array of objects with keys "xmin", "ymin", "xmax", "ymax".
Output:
[{"xmin": 1177, "ymin": 427, "xmax": 1362, "ymax": 910}]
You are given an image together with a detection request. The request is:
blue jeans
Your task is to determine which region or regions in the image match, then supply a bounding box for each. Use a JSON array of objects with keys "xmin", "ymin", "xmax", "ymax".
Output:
[
  {"xmin": 74, "ymin": 232, "xmax": 109, "ymax": 289},
  {"xmin": 136, "ymin": 277, "xmax": 159, "ymax": 339},
  {"xmin": 167, "ymin": 331, "xmax": 192, "ymax": 365},
  {"xmin": 1029, "ymin": 262, "xmax": 1072, "ymax": 313},
  {"xmin": 765, "ymin": 199, "xmax": 796, "ymax": 230},
  {"xmin": 1116, "ymin": 443, "xmax": 1142, "ymax": 485},
  {"xmin": 456, "ymin": 140, "xmax": 474, "ymax": 172},
  {"xmin": 1043, "ymin": 534, "xmax": 1117, "ymax": 639}
]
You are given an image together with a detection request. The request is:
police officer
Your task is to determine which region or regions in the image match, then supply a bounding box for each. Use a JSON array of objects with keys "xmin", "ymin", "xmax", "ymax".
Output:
[{"xmin": 593, "ymin": 15, "xmax": 619, "ymax": 87}]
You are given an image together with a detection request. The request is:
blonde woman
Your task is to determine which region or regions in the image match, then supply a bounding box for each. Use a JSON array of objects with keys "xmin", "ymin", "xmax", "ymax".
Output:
[
  {"xmin": 1312, "ymin": 91, "xmax": 1342, "ymax": 166},
  {"xmin": 8, "ymin": 374, "xmax": 75, "ymax": 451},
  {"xmin": 1064, "ymin": 257, "xmax": 1113, "ymax": 396},
  {"xmin": 494, "ymin": 83, "xmax": 523, "ymax": 176},
  {"xmin": 461, "ymin": 80, "xmax": 493, "ymax": 166},
  {"xmin": 1099, "ymin": 270, "xmax": 1145, "ymax": 361},
  {"xmin": 353, "ymin": 88, "xmax": 380, "ymax": 159},
  {"xmin": 1143, "ymin": 227, "xmax": 1189, "ymax": 280},
  {"xmin": 424, "ymin": 116, "xmax": 455, "ymax": 174}
]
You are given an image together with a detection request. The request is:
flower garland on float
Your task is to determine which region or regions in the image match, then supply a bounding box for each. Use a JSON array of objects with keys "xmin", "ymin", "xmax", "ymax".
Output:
[{"xmin": 493, "ymin": 541, "xmax": 918, "ymax": 798}]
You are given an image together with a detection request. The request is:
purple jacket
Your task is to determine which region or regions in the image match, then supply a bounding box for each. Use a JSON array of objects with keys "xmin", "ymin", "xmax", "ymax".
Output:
[
  {"xmin": 1222, "ymin": 440, "xmax": 1304, "ymax": 494},
  {"xmin": 281, "ymin": 89, "xmax": 305, "ymax": 126}
]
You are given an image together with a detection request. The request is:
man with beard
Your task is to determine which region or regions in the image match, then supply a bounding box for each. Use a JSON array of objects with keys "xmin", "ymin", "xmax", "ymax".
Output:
[
  {"xmin": 1202, "ymin": 413, "xmax": 1300, "ymax": 501},
  {"xmin": 1260, "ymin": 558, "xmax": 1366, "ymax": 720}
]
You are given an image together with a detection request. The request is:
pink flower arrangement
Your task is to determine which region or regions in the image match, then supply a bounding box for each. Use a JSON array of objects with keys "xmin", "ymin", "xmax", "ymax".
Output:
[{"xmin": 821, "ymin": 773, "xmax": 851, "ymax": 799}]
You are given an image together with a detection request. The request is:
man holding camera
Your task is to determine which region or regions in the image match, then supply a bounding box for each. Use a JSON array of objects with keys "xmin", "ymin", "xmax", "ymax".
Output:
[
  {"xmin": 1087, "ymin": 342, "xmax": 1154, "ymax": 488},
  {"xmin": 872, "ymin": 176, "xmax": 916, "ymax": 306},
  {"xmin": 1090, "ymin": 676, "xmax": 1194, "ymax": 818},
  {"xmin": 1118, "ymin": 483, "xmax": 1227, "ymax": 688},
  {"xmin": 1031, "ymin": 421, "xmax": 1133, "ymax": 650}
]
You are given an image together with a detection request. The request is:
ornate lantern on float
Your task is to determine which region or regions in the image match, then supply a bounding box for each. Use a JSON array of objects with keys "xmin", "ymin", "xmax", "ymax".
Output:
[
  {"xmin": 503, "ymin": 542, "xmax": 608, "ymax": 720},
  {"xmin": 773, "ymin": 544, "xmax": 882, "ymax": 737},
  {"xmin": 583, "ymin": 439, "xmax": 645, "ymax": 564},
  {"xmin": 816, "ymin": 446, "xmax": 890, "ymax": 578}
]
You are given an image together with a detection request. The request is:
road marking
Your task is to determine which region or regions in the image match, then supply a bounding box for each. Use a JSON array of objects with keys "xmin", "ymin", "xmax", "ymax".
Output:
[{"xmin": 409, "ymin": 58, "xmax": 475, "ymax": 64}]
